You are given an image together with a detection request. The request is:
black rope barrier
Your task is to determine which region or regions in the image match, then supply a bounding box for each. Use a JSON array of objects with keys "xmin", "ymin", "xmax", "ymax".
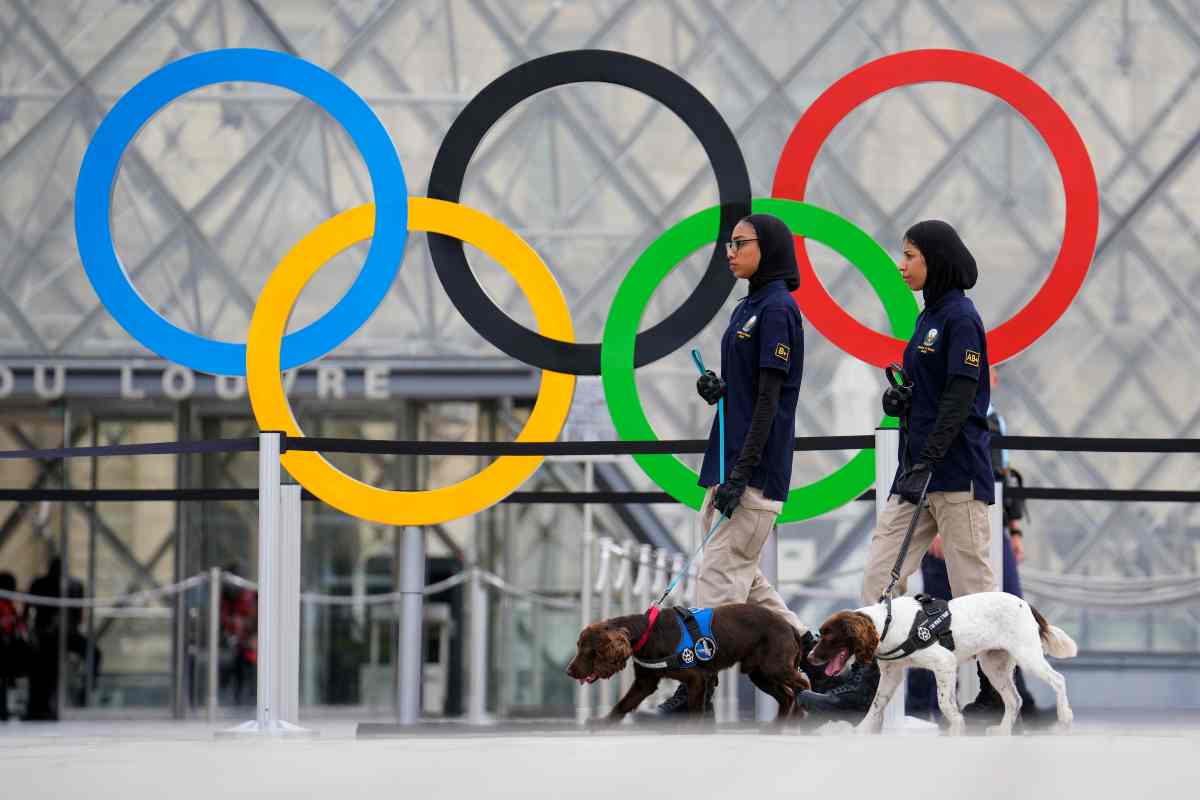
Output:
[
  {"xmin": 284, "ymin": 434, "xmax": 875, "ymax": 455},
  {"xmin": 995, "ymin": 436, "xmax": 1200, "ymax": 453},
  {"xmin": 1, "ymin": 487, "xmax": 1197, "ymax": 503},
  {"xmin": 3, "ymin": 433, "xmax": 1200, "ymax": 461},
  {"xmin": 0, "ymin": 437, "xmax": 259, "ymax": 461},
  {"xmin": 0, "ymin": 433, "xmax": 1197, "ymax": 504}
]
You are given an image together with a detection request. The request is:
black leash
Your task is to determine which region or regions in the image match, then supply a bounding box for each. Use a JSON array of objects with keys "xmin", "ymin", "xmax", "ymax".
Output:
[{"xmin": 877, "ymin": 362, "xmax": 929, "ymax": 641}]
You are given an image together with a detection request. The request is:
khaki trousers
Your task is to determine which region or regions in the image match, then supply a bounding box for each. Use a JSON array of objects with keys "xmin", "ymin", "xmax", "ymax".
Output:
[
  {"xmin": 695, "ymin": 486, "xmax": 809, "ymax": 635},
  {"xmin": 861, "ymin": 490, "xmax": 995, "ymax": 605}
]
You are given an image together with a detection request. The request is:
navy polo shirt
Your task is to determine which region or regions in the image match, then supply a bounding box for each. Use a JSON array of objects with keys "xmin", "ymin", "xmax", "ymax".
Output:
[
  {"xmin": 892, "ymin": 289, "xmax": 993, "ymax": 504},
  {"xmin": 698, "ymin": 280, "xmax": 803, "ymax": 501}
]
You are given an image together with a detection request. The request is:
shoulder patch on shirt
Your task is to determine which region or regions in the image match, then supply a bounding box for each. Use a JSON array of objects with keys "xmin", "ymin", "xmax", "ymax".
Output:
[
  {"xmin": 774, "ymin": 343, "xmax": 790, "ymax": 362},
  {"xmin": 964, "ymin": 349, "xmax": 981, "ymax": 367}
]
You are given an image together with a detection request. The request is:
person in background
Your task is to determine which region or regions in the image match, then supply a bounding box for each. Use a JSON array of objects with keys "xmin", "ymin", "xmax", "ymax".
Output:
[
  {"xmin": 24, "ymin": 559, "xmax": 85, "ymax": 721},
  {"xmin": 0, "ymin": 571, "xmax": 31, "ymax": 721},
  {"xmin": 220, "ymin": 564, "xmax": 258, "ymax": 706}
]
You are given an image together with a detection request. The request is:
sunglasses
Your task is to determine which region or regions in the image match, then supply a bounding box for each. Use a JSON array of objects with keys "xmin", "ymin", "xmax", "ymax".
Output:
[{"xmin": 725, "ymin": 238, "xmax": 758, "ymax": 255}]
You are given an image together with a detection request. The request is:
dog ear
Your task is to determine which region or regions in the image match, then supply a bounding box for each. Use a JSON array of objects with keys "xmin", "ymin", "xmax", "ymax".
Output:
[
  {"xmin": 845, "ymin": 612, "xmax": 880, "ymax": 664},
  {"xmin": 597, "ymin": 628, "xmax": 632, "ymax": 673}
]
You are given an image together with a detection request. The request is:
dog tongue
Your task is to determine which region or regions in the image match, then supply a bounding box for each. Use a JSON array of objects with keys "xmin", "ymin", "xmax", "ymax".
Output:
[{"xmin": 824, "ymin": 649, "xmax": 849, "ymax": 677}]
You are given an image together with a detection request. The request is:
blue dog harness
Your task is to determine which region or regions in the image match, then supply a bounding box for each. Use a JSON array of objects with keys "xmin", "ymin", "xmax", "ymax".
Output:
[{"xmin": 632, "ymin": 606, "xmax": 718, "ymax": 670}]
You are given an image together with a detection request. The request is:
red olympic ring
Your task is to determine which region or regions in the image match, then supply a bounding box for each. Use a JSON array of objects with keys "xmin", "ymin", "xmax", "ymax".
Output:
[{"xmin": 772, "ymin": 49, "xmax": 1099, "ymax": 367}]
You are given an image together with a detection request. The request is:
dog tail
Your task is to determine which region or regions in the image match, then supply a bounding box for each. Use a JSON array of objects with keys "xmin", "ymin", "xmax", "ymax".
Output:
[{"xmin": 1031, "ymin": 604, "xmax": 1078, "ymax": 659}]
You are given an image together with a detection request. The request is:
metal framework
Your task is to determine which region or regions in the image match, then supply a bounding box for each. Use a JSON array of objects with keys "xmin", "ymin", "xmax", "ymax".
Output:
[{"xmin": 1, "ymin": 0, "xmax": 1198, "ymax": 676}]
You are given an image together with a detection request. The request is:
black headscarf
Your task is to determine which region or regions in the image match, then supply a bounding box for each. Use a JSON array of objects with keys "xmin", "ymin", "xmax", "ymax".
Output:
[
  {"xmin": 741, "ymin": 214, "xmax": 800, "ymax": 294},
  {"xmin": 903, "ymin": 220, "xmax": 977, "ymax": 308}
]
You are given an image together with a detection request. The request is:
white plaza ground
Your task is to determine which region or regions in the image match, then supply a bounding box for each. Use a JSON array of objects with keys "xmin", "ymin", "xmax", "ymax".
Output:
[{"xmin": 1, "ymin": 715, "xmax": 1197, "ymax": 800}]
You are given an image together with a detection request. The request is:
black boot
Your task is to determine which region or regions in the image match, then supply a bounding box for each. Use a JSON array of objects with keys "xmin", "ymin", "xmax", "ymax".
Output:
[
  {"xmin": 654, "ymin": 683, "xmax": 690, "ymax": 715},
  {"xmin": 650, "ymin": 677, "xmax": 717, "ymax": 717},
  {"xmin": 963, "ymin": 665, "xmax": 1005, "ymax": 719},
  {"xmin": 798, "ymin": 661, "xmax": 880, "ymax": 721}
]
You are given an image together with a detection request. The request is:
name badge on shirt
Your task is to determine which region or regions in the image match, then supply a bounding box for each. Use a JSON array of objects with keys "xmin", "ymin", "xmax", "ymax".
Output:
[
  {"xmin": 737, "ymin": 315, "xmax": 757, "ymax": 340},
  {"xmin": 964, "ymin": 350, "xmax": 981, "ymax": 367},
  {"xmin": 774, "ymin": 343, "xmax": 790, "ymax": 362},
  {"xmin": 917, "ymin": 327, "xmax": 938, "ymax": 355}
]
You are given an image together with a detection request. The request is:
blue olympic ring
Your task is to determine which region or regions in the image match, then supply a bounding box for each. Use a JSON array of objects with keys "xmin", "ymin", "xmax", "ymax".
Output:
[{"xmin": 74, "ymin": 48, "xmax": 408, "ymax": 377}]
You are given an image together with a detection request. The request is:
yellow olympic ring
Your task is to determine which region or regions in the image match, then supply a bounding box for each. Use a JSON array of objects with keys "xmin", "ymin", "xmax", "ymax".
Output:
[{"xmin": 246, "ymin": 198, "xmax": 576, "ymax": 525}]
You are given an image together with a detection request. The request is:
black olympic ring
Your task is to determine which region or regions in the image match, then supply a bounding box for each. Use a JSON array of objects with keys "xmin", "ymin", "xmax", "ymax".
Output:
[{"xmin": 427, "ymin": 49, "xmax": 752, "ymax": 375}]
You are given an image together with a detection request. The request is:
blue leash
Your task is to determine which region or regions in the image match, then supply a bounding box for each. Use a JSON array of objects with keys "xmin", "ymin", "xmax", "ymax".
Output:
[
  {"xmin": 650, "ymin": 350, "xmax": 729, "ymax": 608},
  {"xmin": 690, "ymin": 348, "xmax": 724, "ymax": 481}
]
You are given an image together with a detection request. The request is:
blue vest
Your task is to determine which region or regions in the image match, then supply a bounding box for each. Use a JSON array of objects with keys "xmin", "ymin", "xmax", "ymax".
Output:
[{"xmin": 632, "ymin": 607, "xmax": 718, "ymax": 670}]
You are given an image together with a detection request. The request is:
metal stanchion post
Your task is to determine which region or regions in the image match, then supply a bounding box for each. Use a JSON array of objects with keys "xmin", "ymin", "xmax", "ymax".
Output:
[
  {"xmin": 957, "ymin": 480, "xmax": 1006, "ymax": 708},
  {"xmin": 208, "ymin": 567, "xmax": 220, "ymax": 723},
  {"xmin": 278, "ymin": 483, "xmax": 304, "ymax": 727},
  {"xmin": 576, "ymin": 460, "xmax": 595, "ymax": 724},
  {"xmin": 875, "ymin": 427, "xmax": 936, "ymax": 732},
  {"xmin": 635, "ymin": 545, "xmax": 652, "ymax": 612},
  {"xmin": 256, "ymin": 431, "xmax": 280, "ymax": 729},
  {"xmin": 595, "ymin": 538, "xmax": 614, "ymax": 710},
  {"xmin": 990, "ymin": 480, "xmax": 1004, "ymax": 588},
  {"xmin": 397, "ymin": 526, "xmax": 424, "ymax": 725},
  {"xmin": 467, "ymin": 566, "xmax": 491, "ymax": 725},
  {"xmin": 875, "ymin": 427, "xmax": 907, "ymax": 730},
  {"xmin": 219, "ymin": 431, "xmax": 311, "ymax": 737},
  {"xmin": 615, "ymin": 544, "xmax": 634, "ymax": 698}
]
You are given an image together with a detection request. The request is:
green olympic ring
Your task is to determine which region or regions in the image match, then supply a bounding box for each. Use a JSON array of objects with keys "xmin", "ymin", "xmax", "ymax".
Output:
[{"xmin": 600, "ymin": 197, "xmax": 919, "ymax": 523}]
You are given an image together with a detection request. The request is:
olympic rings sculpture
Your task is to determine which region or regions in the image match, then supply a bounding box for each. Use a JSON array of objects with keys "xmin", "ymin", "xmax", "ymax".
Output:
[{"xmin": 75, "ymin": 47, "xmax": 1098, "ymax": 526}]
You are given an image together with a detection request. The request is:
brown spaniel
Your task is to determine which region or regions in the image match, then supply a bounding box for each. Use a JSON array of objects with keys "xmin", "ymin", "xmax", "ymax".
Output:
[{"xmin": 567, "ymin": 603, "xmax": 812, "ymax": 722}]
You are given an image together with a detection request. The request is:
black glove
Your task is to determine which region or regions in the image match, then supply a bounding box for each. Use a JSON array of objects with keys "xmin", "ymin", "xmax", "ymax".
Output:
[
  {"xmin": 895, "ymin": 462, "xmax": 933, "ymax": 506},
  {"xmin": 713, "ymin": 469, "xmax": 749, "ymax": 517},
  {"xmin": 881, "ymin": 384, "xmax": 912, "ymax": 418},
  {"xmin": 696, "ymin": 370, "xmax": 726, "ymax": 405}
]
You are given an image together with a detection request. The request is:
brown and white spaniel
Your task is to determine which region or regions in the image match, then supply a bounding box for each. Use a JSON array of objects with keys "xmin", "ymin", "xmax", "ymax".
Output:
[{"xmin": 807, "ymin": 591, "xmax": 1076, "ymax": 735}]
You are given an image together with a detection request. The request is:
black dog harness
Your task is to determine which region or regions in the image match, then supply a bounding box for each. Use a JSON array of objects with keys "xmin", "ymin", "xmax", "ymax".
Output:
[
  {"xmin": 876, "ymin": 593, "xmax": 956, "ymax": 661},
  {"xmin": 632, "ymin": 606, "xmax": 718, "ymax": 670}
]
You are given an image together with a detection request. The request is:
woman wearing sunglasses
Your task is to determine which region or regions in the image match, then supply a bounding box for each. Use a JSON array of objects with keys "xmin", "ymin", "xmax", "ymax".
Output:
[{"xmin": 653, "ymin": 214, "xmax": 816, "ymax": 716}]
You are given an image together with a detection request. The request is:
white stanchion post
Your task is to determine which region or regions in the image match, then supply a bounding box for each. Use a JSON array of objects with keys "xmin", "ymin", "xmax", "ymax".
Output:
[
  {"xmin": 219, "ymin": 431, "xmax": 311, "ymax": 737},
  {"xmin": 208, "ymin": 567, "xmax": 220, "ymax": 723},
  {"xmin": 635, "ymin": 545, "xmax": 652, "ymax": 612},
  {"xmin": 278, "ymin": 483, "xmax": 303, "ymax": 727},
  {"xmin": 632, "ymin": 545, "xmax": 652, "ymax": 712},
  {"xmin": 875, "ymin": 427, "xmax": 938, "ymax": 733},
  {"xmin": 467, "ymin": 566, "xmax": 491, "ymax": 725},
  {"xmin": 669, "ymin": 553, "xmax": 684, "ymax": 603},
  {"xmin": 990, "ymin": 480, "xmax": 1004, "ymax": 588},
  {"xmin": 397, "ymin": 526, "xmax": 424, "ymax": 725},
  {"xmin": 257, "ymin": 431, "xmax": 280, "ymax": 729},
  {"xmin": 959, "ymin": 480, "xmax": 1006, "ymax": 708},
  {"xmin": 576, "ymin": 461, "xmax": 595, "ymax": 725},
  {"xmin": 615, "ymin": 544, "xmax": 634, "ymax": 698},
  {"xmin": 596, "ymin": 538, "xmax": 614, "ymax": 710},
  {"xmin": 755, "ymin": 527, "xmax": 781, "ymax": 722}
]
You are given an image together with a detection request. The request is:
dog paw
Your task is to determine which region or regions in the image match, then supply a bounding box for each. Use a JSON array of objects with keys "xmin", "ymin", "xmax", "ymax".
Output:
[
  {"xmin": 986, "ymin": 724, "xmax": 1013, "ymax": 737},
  {"xmin": 817, "ymin": 720, "xmax": 854, "ymax": 737},
  {"xmin": 946, "ymin": 722, "xmax": 966, "ymax": 737}
]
